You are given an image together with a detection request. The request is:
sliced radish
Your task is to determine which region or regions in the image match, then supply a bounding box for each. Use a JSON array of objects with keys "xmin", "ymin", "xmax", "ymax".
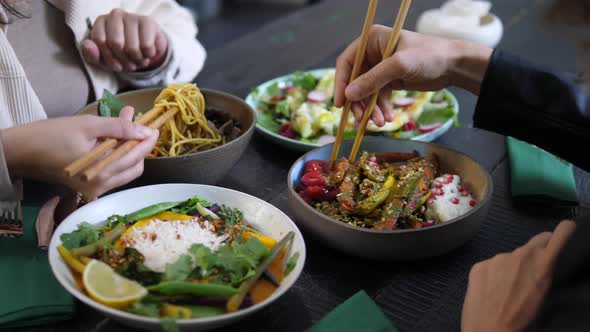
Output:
[
  {"xmin": 281, "ymin": 86, "xmax": 296, "ymax": 92},
  {"xmin": 317, "ymin": 135, "xmax": 336, "ymax": 146},
  {"xmin": 393, "ymin": 97, "xmax": 415, "ymax": 108},
  {"xmin": 418, "ymin": 123, "xmax": 442, "ymax": 133},
  {"xmin": 307, "ymin": 90, "xmax": 329, "ymax": 103}
]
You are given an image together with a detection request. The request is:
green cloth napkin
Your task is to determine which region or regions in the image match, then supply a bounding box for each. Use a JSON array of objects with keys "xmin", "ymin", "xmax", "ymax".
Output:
[
  {"xmin": 307, "ymin": 291, "xmax": 398, "ymax": 332},
  {"xmin": 507, "ymin": 137, "xmax": 578, "ymax": 205},
  {"xmin": 0, "ymin": 207, "xmax": 74, "ymax": 329}
]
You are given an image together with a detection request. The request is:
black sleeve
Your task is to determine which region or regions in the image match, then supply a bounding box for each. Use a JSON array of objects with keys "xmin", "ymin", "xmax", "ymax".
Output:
[
  {"xmin": 525, "ymin": 215, "xmax": 590, "ymax": 331},
  {"xmin": 473, "ymin": 50, "xmax": 590, "ymax": 172}
]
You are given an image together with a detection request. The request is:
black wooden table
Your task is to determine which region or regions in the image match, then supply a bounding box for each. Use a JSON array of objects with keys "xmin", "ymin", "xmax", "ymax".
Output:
[{"xmin": 20, "ymin": 0, "xmax": 590, "ymax": 331}]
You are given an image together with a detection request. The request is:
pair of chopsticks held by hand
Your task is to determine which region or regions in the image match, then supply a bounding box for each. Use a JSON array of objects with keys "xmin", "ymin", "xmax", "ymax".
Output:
[
  {"xmin": 63, "ymin": 106, "xmax": 177, "ymax": 183},
  {"xmin": 330, "ymin": 0, "xmax": 412, "ymax": 165}
]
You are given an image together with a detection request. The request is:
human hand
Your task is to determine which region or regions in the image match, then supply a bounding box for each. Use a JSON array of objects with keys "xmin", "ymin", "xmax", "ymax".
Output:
[
  {"xmin": 461, "ymin": 220, "xmax": 577, "ymax": 332},
  {"xmin": 1, "ymin": 107, "xmax": 158, "ymax": 198},
  {"xmin": 81, "ymin": 9, "xmax": 168, "ymax": 73},
  {"xmin": 334, "ymin": 26, "xmax": 492, "ymax": 126}
]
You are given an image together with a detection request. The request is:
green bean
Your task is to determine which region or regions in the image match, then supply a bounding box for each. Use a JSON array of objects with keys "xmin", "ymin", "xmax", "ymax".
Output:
[
  {"xmin": 124, "ymin": 201, "xmax": 181, "ymax": 222},
  {"xmin": 71, "ymin": 223, "xmax": 126, "ymax": 257},
  {"xmin": 189, "ymin": 305, "xmax": 225, "ymax": 318},
  {"xmin": 148, "ymin": 281, "xmax": 237, "ymax": 297},
  {"xmin": 227, "ymin": 231, "xmax": 295, "ymax": 312},
  {"xmin": 358, "ymin": 189, "xmax": 391, "ymax": 215}
]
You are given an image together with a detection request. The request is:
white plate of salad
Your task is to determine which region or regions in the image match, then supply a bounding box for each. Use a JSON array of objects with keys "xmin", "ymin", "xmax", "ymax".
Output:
[{"xmin": 246, "ymin": 68, "xmax": 459, "ymax": 152}]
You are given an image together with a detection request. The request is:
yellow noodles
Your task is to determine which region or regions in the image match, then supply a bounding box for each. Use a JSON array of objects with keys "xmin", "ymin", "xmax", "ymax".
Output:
[{"xmin": 150, "ymin": 83, "xmax": 223, "ymax": 157}]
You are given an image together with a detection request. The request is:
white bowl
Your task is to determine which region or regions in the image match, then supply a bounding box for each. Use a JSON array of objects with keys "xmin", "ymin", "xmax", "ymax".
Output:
[{"xmin": 48, "ymin": 184, "xmax": 306, "ymax": 331}]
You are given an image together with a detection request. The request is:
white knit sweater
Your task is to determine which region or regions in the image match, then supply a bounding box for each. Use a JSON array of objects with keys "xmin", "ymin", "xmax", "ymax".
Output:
[{"xmin": 0, "ymin": 0, "xmax": 206, "ymax": 200}]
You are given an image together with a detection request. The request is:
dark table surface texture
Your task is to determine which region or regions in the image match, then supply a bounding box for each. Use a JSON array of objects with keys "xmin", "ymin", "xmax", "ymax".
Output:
[{"xmin": 18, "ymin": 0, "xmax": 588, "ymax": 331}]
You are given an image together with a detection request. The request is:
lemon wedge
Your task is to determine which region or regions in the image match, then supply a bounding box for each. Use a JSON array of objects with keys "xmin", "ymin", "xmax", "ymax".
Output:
[{"xmin": 83, "ymin": 260, "xmax": 147, "ymax": 309}]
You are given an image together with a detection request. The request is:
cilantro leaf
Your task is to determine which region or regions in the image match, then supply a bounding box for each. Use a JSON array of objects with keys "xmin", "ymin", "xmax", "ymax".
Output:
[
  {"xmin": 285, "ymin": 252, "xmax": 300, "ymax": 276},
  {"xmin": 98, "ymin": 89, "xmax": 125, "ymax": 117},
  {"xmin": 164, "ymin": 255, "xmax": 194, "ymax": 282},
  {"xmin": 217, "ymin": 205, "xmax": 244, "ymax": 238},
  {"xmin": 189, "ymin": 244, "xmax": 216, "ymax": 277},
  {"xmin": 60, "ymin": 222, "xmax": 100, "ymax": 249},
  {"xmin": 204, "ymin": 238, "xmax": 269, "ymax": 286}
]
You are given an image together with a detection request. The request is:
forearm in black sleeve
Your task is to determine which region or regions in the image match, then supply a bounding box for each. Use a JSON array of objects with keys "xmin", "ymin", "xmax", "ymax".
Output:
[{"xmin": 473, "ymin": 50, "xmax": 590, "ymax": 172}]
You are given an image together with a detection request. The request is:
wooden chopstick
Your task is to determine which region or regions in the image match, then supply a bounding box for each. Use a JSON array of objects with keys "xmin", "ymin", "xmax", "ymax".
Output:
[
  {"xmin": 64, "ymin": 106, "xmax": 164, "ymax": 178},
  {"xmin": 349, "ymin": 0, "xmax": 412, "ymax": 162},
  {"xmin": 329, "ymin": 0, "xmax": 379, "ymax": 167},
  {"xmin": 82, "ymin": 108, "xmax": 178, "ymax": 181}
]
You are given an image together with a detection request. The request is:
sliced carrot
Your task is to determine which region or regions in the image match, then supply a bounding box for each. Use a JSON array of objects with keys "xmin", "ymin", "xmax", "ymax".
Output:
[
  {"xmin": 268, "ymin": 249, "xmax": 285, "ymax": 282},
  {"xmin": 243, "ymin": 230, "xmax": 277, "ymax": 248},
  {"xmin": 250, "ymin": 279, "xmax": 278, "ymax": 304},
  {"xmin": 243, "ymin": 230, "xmax": 287, "ymax": 282}
]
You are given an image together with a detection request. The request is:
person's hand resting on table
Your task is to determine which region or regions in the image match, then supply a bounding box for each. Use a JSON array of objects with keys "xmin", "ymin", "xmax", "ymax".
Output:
[
  {"xmin": 334, "ymin": 25, "xmax": 492, "ymax": 126},
  {"xmin": 461, "ymin": 220, "xmax": 576, "ymax": 332},
  {"xmin": 0, "ymin": 107, "xmax": 158, "ymax": 198},
  {"xmin": 81, "ymin": 9, "xmax": 168, "ymax": 73}
]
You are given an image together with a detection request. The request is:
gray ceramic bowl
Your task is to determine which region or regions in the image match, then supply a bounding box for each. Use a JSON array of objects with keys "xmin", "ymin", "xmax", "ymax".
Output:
[
  {"xmin": 287, "ymin": 137, "xmax": 493, "ymax": 260},
  {"xmin": 80, "ymin": 88, "xmax": 255, "ymax": 185}
]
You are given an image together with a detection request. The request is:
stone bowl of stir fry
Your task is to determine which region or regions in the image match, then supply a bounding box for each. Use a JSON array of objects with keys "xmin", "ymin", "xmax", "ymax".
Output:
[
  {"xmin": 49, "ymin": 184, "xmax": 305, "ymax": 331},
  {"xmin": 287, "ymin": 137, "xmax": 492, "ymax": 260}
]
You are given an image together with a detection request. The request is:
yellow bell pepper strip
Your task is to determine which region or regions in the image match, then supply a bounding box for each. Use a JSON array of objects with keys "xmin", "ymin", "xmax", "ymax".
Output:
[
  {"xmin": 161, "ymin": 303, "xmax": 192, "ymax": 319},
  {"xmin": 57, "ymin": 245, "xmax": 86, "ymax": 274}
]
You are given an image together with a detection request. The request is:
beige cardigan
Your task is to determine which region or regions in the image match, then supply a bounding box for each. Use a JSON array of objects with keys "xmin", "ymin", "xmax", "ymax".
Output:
[{"xmin": 0, "ymin": 0, "xmax": 206, "ymax": 200}]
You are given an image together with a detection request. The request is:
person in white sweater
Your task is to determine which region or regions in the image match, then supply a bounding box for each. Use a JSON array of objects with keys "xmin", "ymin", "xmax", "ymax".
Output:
[{"xmin": 0, "ymin": 0, "xmax": 206, "ymax": 201}]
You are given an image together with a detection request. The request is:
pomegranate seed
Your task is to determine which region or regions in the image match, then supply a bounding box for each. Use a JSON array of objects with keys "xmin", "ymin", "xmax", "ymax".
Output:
[
  {"xmin": 450, "ymin": 197, "xmax": 459, "ymax": 205},
  {"xmin": 469, "ymin": 199, "xmax": 477, "ymax": 207},
  {"xmin": 439, "ymin": 189, "xmax": 445, "ymax": 196},
  {"xmin": 444, "ymin": 176, "xmax": 454, "ymax": 184},
  {"xmin": 461, "ymin": 189, "xmax": 471, "ymax": 197},
  {"xmin": 434, "ymin": 181, "xmax": 443, "ymax": 189}
]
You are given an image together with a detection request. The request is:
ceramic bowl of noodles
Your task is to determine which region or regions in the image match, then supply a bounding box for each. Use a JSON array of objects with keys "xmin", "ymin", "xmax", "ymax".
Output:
[
  {"xmin": 287, "ymin": 137, "xmax": 493, "ymax": 260},
  {"xmin": 79, "ymin": 87, "xmax": 256, "ymax": 185}
]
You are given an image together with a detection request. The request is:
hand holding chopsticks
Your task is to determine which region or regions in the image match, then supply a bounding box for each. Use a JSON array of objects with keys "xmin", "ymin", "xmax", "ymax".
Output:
[
  {"xmin": 330, "ymin": 0, "xmax": 413, "ymax": 164},
  {"xmin": 63, "ymin": 105, "xmax": 175, "ymax": 183}
]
